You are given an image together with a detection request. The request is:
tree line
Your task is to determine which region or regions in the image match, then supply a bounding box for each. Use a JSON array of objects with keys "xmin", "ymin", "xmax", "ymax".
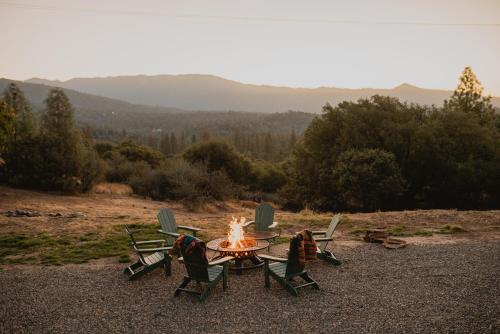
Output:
[{"xmin": 0, "ymin": 67, "xmax": 498, "ymax": 211}]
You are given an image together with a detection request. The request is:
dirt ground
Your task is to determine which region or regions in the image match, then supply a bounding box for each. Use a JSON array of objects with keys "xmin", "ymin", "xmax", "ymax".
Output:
[
  {"xmin": 0, "ymin": 184, "xmax": 499, "ymax": 244},
  {"xmin": 0, "ymin": 185, "xmax": 499, "ymax": 333}
]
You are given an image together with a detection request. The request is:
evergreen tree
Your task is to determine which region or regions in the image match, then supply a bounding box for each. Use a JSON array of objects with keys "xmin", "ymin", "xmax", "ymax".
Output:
[
  {"xmin": 2, "ymin": 83, "xmax": 35, "ymax": 140},
  {"xmin": 0, "ymin": 101, "xmax": 15, "ymax": 154},
  {"xmin": 38, "ymin": 88, "xmax": 89, "ymax": 191},
  {"xmin": 444, "ymin": 67, "xmax": 495, "ymax": 117},
  {"xmin": 159, "ymin": 133, "xmax": 171, "ymax": 155},
  {"xmin": 289, "ymin": 129, "xmax": 297, "ymax": 148},
  {"xmin": 170, "ymin": 132, "xmax": 178, "ymax": 154}
]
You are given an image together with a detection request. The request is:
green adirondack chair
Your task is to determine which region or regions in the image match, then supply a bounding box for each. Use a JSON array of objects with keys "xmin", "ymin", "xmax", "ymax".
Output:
[
  {"xmin": 312, "ymin": 214, "xmax": 341, "ymax": 265},
  {"xmin": 243, "ymin": 202, "xmax": 279, "ymax": 250},
  {"xmin": 123, "ymin": 225, "xmax": 172, "ymax": 280},
  {"xmin": 174, "ymin": 238, "xmax": 234, "ymax": 302},
  {"xmin": 260, "ymin": 236, "xmax": 319, "ymax": 297},
  {"xmin": 157, "ymin": 208, "xmax": 200, "ymax": 246}
]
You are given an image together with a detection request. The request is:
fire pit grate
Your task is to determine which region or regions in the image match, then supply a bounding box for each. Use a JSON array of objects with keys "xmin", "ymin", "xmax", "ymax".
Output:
[{"xmin": 207, "ymin": 238, "xmax": 269, "ymax": 273}]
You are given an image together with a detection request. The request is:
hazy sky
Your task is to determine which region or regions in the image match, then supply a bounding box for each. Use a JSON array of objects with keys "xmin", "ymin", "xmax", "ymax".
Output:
[{"xmin": 1, "ymin": 0, "xmax": 499, "ymax": 94}]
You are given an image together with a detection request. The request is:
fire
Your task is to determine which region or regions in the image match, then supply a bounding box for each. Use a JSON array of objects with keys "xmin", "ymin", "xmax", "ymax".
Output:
[{"xmin": 227, "ymin": 216, "xmax": 246, "ymax": 249}]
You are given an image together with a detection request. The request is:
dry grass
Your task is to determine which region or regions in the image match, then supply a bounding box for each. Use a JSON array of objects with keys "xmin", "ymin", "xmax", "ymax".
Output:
[{"xmin": 0, "ymin": 184, "xmax": 499, "ymax": 265}]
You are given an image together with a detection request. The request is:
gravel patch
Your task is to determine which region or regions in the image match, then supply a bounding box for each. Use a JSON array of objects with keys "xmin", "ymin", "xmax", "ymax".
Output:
[{"xmin": 0, "ymin": 241, "xmax": 499, "ymax": 333}]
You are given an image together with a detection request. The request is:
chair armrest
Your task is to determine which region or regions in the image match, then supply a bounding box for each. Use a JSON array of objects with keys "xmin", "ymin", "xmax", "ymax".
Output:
[
  {"xmin": 134, "ymin": 239, "xmax": 165, "ymax": 245},
  {"xmin": 209, "ymin": 256, "xmax": 234, "ymax": 266},
  {"xmin": 177, "ymin": 225, "xmax": 201, "ymax": 232},
  {"xmin": 135, "ymin": 246, "xmax": 172, "ymax": 253},
  {"xmin": 259, "ymin": 254, "xmax": 287, "ymax": 262},
  {"xmin": 312, "ymin": 230, "xmax": 326, "ymax": 235},
  {"xmin": 314, "ymin": 237, "xmax": 333, "ymax": 242},
  {"xmin": 158, "ymin": 229, "xmax": 180, "ymax": 238},
  {"xmin": 242, "ymin": 220, "xmax": 255, "ymax": 227}
]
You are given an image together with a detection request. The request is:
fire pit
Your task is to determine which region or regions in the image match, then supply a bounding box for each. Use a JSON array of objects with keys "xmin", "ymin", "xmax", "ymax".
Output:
[{"xmin": 207, "ymin": 217, "xmax": 269, "ymax": 274}]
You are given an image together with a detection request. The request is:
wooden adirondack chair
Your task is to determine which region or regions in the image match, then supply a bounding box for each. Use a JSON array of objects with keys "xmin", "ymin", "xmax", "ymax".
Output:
[
  {"xmin": 174, "ymin": 238, "xmax": 234, "ymax": 301},
  {"xmin": 312, "ymin": 214, "xmax": 341, "ymax": 265},
  {"xmin": 123, "ymin": 225, "xmax": 172, "ymax": 280},
  {"xmin": 157, "ymin": 208, "xmax": 200, "ymax": 246},
  {"xmin": 243, "ymin": 202, "xmax": 279, "ymax": 250},
  {"xmin": 260, "ymin": 236, "xmax": 319, "ymax": 297}
]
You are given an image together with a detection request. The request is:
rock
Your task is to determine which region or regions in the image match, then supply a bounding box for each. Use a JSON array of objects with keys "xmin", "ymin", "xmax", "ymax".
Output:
[
  {"xmin": 68, "ymin": 213, "xmax": 85, "ymax": 218},
  {"xmin": 3, "ymin": 209, "xmax": 42, "ymax": 217}
]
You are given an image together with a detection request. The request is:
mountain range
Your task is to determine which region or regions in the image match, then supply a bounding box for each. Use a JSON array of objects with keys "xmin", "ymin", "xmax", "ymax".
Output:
[{"xmin": 26, "ymin": 74, "xmax": 500, "ymax": 113}]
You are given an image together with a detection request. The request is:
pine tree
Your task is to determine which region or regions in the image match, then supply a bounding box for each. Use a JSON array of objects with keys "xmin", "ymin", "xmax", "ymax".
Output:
[
  {"xmin": 289, "ymin": 129, "xmax": 297, "ymax": 148},
  {"xmin": 39, "ymin": 88, "xmax": 85, "ymax": 191},
  {"xmin": 170, "ymin": 132, "xmax": 178, "ymax": 154},
  {"xmin": 0, "ymin": 100, "xmax": 15, "ymax": 153},
  {"xmin": 159, "ymin": 133, "xmax": 171, "ymax": 155},
  {"xmin": 444, "ymin": 67, "xmax": 494, "ymax": 116},
  {"xmin": 2, "ymin": 83, "xmax": 35, "ymax": 140}
]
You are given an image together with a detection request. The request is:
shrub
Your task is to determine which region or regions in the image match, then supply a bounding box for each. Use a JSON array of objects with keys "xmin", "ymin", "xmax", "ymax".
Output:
[
  {"xmin": 184, "ymin": 141, "xmax": 254, "ymax": 185},
  {"xmin": 115, "ymin": 140, "xmax": 164, "ymax": 168},
  {"xmin": 332, "ymin": 149, "xmax": 406, "ymax": 211},
  {"xmin": 129, "ymin": 159, "xmax": 238, "ymax": 203},
  {"xmin": 104, "ymin": 152, "xmax": 151, "ymax": 183}
]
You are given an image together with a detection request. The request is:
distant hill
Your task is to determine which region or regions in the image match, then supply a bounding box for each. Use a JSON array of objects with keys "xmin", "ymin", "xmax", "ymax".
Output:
[
  {"xmin": 0, "ymin": 78, "xmax": 315, "ymax": 135},
  {"xmin": 26, "ymin": 74, "xmax": 500, "ymax": 113}
]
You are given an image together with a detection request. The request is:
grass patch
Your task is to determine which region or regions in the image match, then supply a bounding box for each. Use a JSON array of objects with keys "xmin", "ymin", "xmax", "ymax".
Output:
[
  {"xmin": 0, "ymin": 223, "xmax": 173, "ymax": 265},
  {"xmin": 436, "ymin": 225, "xmax": 467, "ymax": 234},
  {"xmin": 414, "ymin": 230, "xmax": 434, "ymax": 237},
  {"xmin": 386, "ymin": 226, "xmax": 413, "ymax": 237},
  {"xmin": 274, "ymin": 236, "xmax": 290, "ymax": 244}
]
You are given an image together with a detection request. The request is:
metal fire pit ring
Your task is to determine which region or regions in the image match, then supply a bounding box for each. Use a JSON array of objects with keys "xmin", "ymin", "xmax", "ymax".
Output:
[{"xmin": 207, "ymin": 238, "xmax": 269, "ymax": 274}]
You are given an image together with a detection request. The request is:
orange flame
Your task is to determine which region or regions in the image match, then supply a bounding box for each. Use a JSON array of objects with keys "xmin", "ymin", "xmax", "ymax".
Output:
[{"xmin": 227, "ymin": 216, "xmax": 246, "ymax": 249}]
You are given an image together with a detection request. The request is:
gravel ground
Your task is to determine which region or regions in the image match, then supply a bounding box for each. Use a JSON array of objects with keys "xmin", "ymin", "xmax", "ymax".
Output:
[{"xmin": 0, "ymin": 241, "xmax": 499, "ymax": 334}]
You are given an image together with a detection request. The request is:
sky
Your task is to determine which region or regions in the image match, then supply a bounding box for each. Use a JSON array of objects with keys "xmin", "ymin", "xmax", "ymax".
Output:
[{"xmin": 1, "ymin": 0, "xmax": 500, "ymax": 95}]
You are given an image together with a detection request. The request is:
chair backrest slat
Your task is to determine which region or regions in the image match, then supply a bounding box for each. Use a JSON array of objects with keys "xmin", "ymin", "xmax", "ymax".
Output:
[
  {"xmin": 255, "ymin": 202, "xmax": 275, "ymax": 232},
  {"xmin": 125, "ymin": 225, "xmax": 145, "ymax": 262},
  {"xmin": 318, "ymin": 214, "xmax": 341, "ymax": 252},
  {"xmin": 158, "ymin": 208, "xmax": 178, "ymax": 233}
]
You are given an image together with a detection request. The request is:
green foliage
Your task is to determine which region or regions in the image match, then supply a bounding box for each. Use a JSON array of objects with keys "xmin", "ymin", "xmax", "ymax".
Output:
[
  {"xmin": 104, "ymin": 151, "xmax": 151, "ymax": 183},
  {"xmin": 2, "ymin": 83, "xmax": 35, "ymax": 140},
  {"xmin": 0, "ymin": 101, "xmax": 15, "ymax": 152},
  {"xmin": 115, "ymin": 140, "xmax": 164, "ymax": 168},
  {"xmin": 130, "ymin": 159, "xmax": 238, "ymax": 203},
  {"xmin": 444, "ymin": 67, "xmax": 495, "ymax": 118},
  {"xmin": 332, "ymin": 149, "xmax": 406, "ymax": 211},
  {"xmin": 184, "ymin": 141, "xmax": 254, "ymax": 185},
  {"xmin": 283, "ymin": 87, "xmax": 499, "ymax": 211},
  {"xmin": 1, "ymin": 88, "xmax": 102, "ymax": 192},
  {"xmin": 252, "ymin": 160, "xmax": 287, "ymax": 193}
]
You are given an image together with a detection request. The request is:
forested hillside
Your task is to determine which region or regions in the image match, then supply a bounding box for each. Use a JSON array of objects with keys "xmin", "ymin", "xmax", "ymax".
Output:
[{"xmin": 27, "ymin": 74, "xmax": 500, "ymax": 113}]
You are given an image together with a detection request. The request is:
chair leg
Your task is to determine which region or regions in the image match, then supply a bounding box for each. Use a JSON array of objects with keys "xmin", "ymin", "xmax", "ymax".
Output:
[
  {"xmin": 264, "ymin": 261, "xmax": 270, "ymax": 288},
  {"xmin": 223, "ymin": 264, "xmax": 229, "ymax": 290},
  {"xmin": 300, "ymin": 272, "xmax": 319, "ymax": 290},
  {"xmin": 321, "ymin": 250, "xmax": 341, "ymax": 265},
  {"xmin": 282, "ymin": 278, "xmax": 299, "ymax": 297},
  {"xmin": 174, "ymin": 277, "xmax": 192, "ymax": 297},
  {"xmin": 164, "ymin": 255, "xmax": 172, "ymax": 277}
]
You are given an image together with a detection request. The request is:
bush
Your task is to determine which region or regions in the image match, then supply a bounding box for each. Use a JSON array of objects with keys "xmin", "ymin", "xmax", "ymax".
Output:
[
  {"xmin": 129, "ymin": 159, "xmax": 238, "ymax": 203},
  {"xmin": 332, "ymin": 149, "xmax": 406, "ymax": 211},
  {"xmin": 115, "ymin": 140, "xmax": 164, "ymax": 168},
  {"xmin": 184, "ymin": 141, "xmax": 254, "ymax": 185},
  {"xmin": 104, "ymin": 152, "xmax": 150, "ymax": 183}
]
